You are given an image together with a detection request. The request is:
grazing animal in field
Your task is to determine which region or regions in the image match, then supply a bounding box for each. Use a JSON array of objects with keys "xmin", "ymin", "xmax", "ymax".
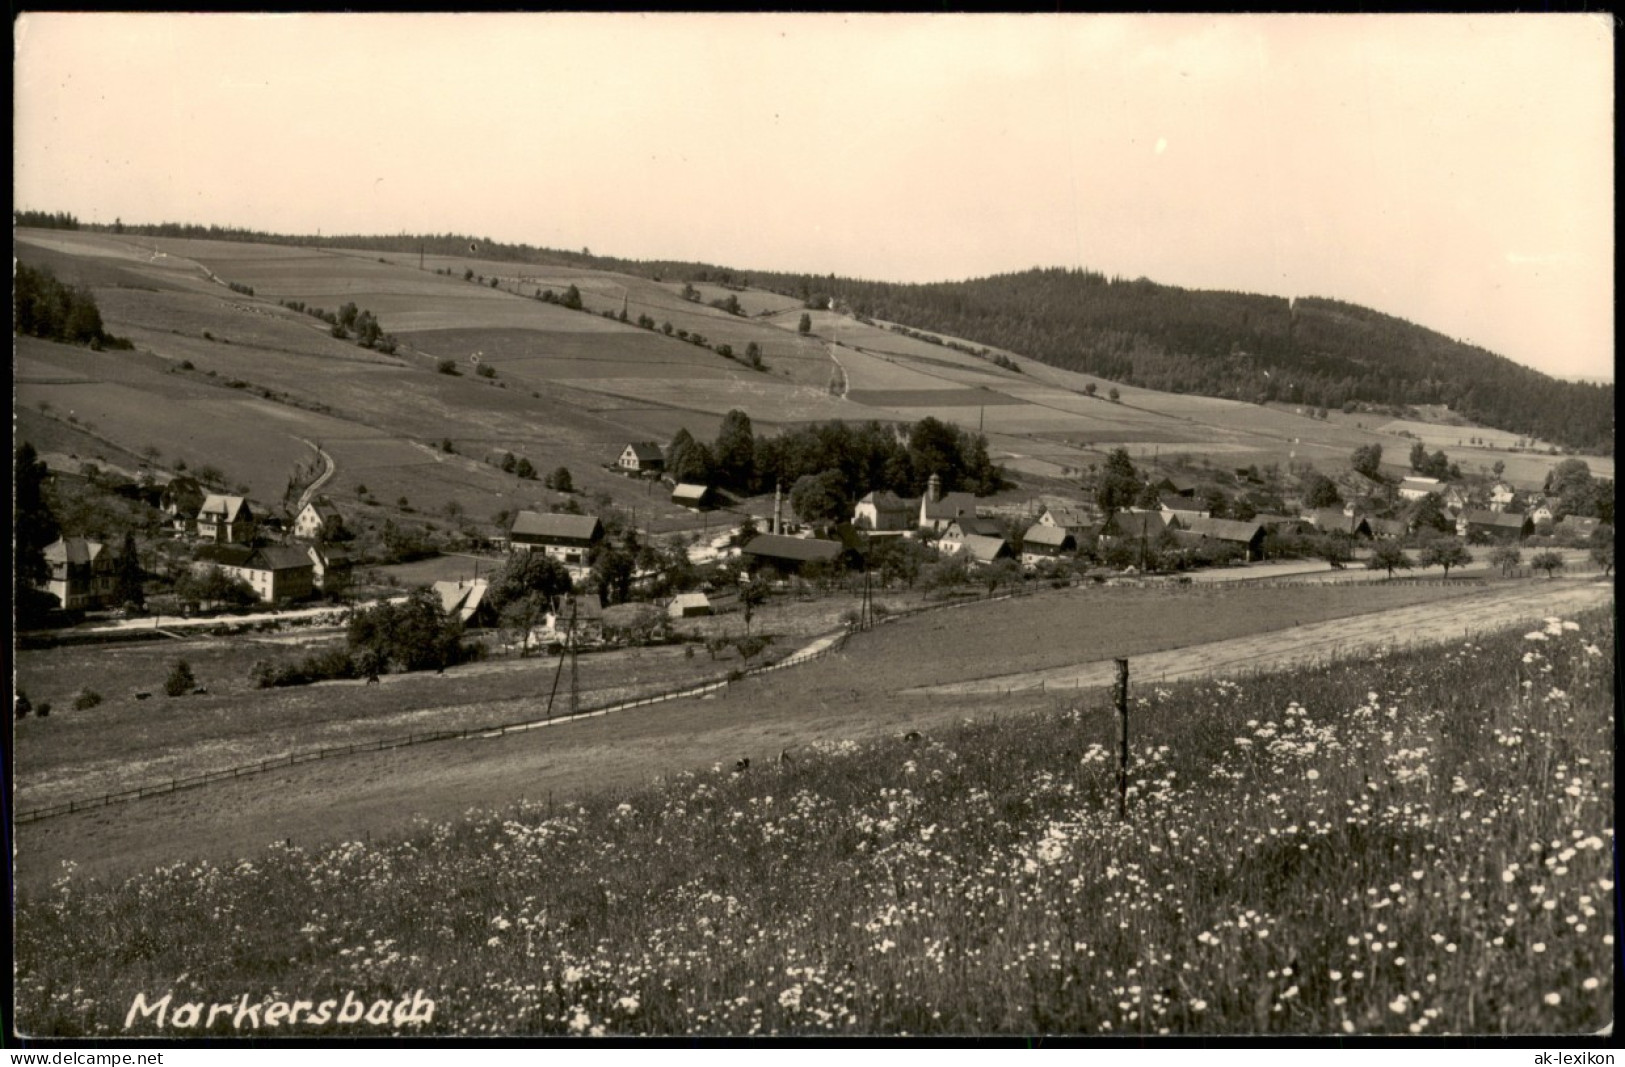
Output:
[{"xmin": 733, "ymin": 757, "xmax": 751, "ymax": 774}]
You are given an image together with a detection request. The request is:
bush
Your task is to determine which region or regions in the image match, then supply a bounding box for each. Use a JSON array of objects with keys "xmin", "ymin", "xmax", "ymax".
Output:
[
  {"xmin": 16, "ymin": 689, "xmax": 32, "ymax": 720},
  {"xmin": 164, "ymin": 660, "xmax": 196, "ymax": 698},
  {"xmin": 36, "ymin": 701, "xmax": 51, "ymax": 718},
  {"xmin": 476, "ymin": 363, "xmax": 496, "ymax": 379},
  {"xmin": 73, "ymin": 688, "xmax": 103, "ymax": 711},
  {"xmin": 436, "ymin": 359, "xmax": 460, "ymax": 376}
]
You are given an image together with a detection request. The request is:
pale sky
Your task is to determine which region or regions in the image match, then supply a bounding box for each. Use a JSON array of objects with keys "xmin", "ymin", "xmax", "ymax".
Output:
[{"xmin": 13, "ymin": 13, "xmax": 1614, "ymax": 381}]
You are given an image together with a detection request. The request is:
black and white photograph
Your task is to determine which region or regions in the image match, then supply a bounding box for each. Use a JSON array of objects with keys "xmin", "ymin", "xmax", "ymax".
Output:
[{"xmin": 11, "ymin": 12, "xmax": 1614, "ymax": 1044}]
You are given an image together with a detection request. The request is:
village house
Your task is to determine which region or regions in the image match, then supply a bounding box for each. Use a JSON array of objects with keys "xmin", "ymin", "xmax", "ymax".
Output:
[
  {"xmin": 741, "ymin": 532, "xmax": 848, "ymax": 576},
  {"xmin": 1036, "ymin": 503, "xmax": 1097, "ymax": 533},
  {"xmin": 852, "ymin": 490, "xmax": 919, "ymax": 532},
  {"xmin": 543, "ymin": 596, "xmax": 605, "ymax": 646},
  {"xmin": 1367, "ymin": 517, "xmax": 1410, "ymax": 541},
  {"xmin": 667, "ymin": 591, "xmax": 714, "ymax": 619},
  {"xmin": 1100, "ymin": 510, "xmax": 1171, "ymax": 543},
  {"xmin": 617, "ymin": 442, "xmax": 665, "ymax": 475},
  {"xmin": 192, "ymin": 544, "xmax": 315, "ymax": 603},
  {"xmin": 1171, "ymin": 516, "xmax": 1267, "ymax": 561},
  {"xmin": 1303, "ymin": 508, "xmax": 1373, "ymax": 539},
  {"xmin": 160, "ymin": 476, "xmax": 205, "ymax": 536},
  {"xmin": 1457, "ymin": 509, "xmax": 1532, "ymax": 542},
  {"xmin": 671, "ymin": 483, "xmax": 721, "ymax": 511},
  {"xmin": 1151, "ymin": 473, "xmax": 1198, "ymax": 497},
  {"xmin": 1020, "ymin": 523, "xmax": 1076, "ymax": 568},
  {"xmin": 956, "ymin": 533, "xmax": 1015, "ymax": 567},
  {"xmin": 196, "ymin": 493, "xmax": 256, "ymax": 544},
  {"xmin": 508, "ymin": 511, "xmax": 604, "ymax": 576},
  {"xmin": 1398, "ymin": 476, "xmax": 1443, "ymax": 502},
  {"xmin": 305, "ymin": 544, "xmax": 352, "ymax": 591},
  {"xmin": 1489, "ymin": 482, "xmax": 1518, "ymax": 512},
  {"xmin": 937, "ymin": 517, "xmax": 1007, "ymax": 558},
  {"xmin": 1527, "ymin": 498, "xmax": 1560, "ymax": 526},
  {"xmin": 1158, "ymin": 495, "xmax": 1210, "ymax": 523},
  {"xmin": 433, "ymin": 578, "xmax": 496, "ymax": 628},
  {"xmin": 918, "ymin": 473, "xmax": 984, "ymax": 534},
  {"xmin": 1441, "ymin": 485, "xmax": 1472, "ymax": 511},
  {"xmin": 292, "ymin": 499, "xmax": 345, "ymax": 542},
  {"xmin": 41, "ymin": 537, "xmax": 116, "ymax": 611}
]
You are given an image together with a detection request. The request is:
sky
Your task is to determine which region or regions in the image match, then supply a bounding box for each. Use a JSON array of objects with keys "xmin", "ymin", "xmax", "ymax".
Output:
[{"xmin": 13, "ymin": 13, "xmax": 1614, "ymax": 382}]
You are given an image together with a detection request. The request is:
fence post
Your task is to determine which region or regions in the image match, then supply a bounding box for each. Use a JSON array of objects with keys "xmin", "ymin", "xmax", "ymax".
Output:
[{"xmin": 1115, "ymin": 658, "xmax": 1130, "ymax": 821}]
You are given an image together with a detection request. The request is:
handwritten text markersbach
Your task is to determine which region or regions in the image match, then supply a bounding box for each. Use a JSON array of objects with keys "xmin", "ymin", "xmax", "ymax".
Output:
[{"xmin": 125, "ymin": 990, "xmax": 435, "ymax": 1031}]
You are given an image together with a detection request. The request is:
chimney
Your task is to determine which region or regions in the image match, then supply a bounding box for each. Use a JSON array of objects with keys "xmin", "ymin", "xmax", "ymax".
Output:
[
  {"xmin": 927, "ymin": 472, "xmax": 942, "ymax": 505},
  {"xmin": 773, "ymin": 482, "xmax": 783, "ymax": 535}
]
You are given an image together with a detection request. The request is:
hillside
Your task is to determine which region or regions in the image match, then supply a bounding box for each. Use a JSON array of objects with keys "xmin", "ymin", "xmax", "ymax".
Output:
[{"xmin": 75, "ymin": 220, "xmax": 1610, "ymax": 455}]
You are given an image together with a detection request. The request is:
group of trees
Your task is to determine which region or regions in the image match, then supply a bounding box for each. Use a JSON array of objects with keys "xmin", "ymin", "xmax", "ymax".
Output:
[
  {"xmin": 14, "ymin": 264, "xmax": 131, "ymax": 350},
  {"xmin": 279, "ymin": 299, "xmax": 397, "ymax": 353},
  {"xmin": 664, "ymin": 413, "xmax": 1007, "ymax": 523},
  {"xmin": 15, "ymin": 209, "xmax": 81, "ymax": 229}
]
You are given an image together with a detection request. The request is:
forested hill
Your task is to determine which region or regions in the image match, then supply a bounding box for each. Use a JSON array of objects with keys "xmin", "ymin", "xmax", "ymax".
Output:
[
  {"xmin": 746, "ymin": 267, "xmax": 1611, "ymax": 455},
  {"xmin": 57, "ymin": 218, "xmax": 1611, "ymax": 454}
]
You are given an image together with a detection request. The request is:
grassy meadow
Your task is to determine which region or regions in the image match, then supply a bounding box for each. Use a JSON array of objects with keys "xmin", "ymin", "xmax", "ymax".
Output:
[{"xmin": 14, "ymin": 609, "xmax": 1612, "ymax": 1036}]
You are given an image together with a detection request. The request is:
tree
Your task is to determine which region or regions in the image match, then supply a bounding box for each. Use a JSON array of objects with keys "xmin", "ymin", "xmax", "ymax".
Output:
[
  {"xmin": 790, "ymin": 470, "xmax": 848, "ymax": 525},
  {"xmin": 177, "ymin": 566, "xmax": 258, "ymax": 608},
  {"xmin": 739, "ymin": 579, "xmax": 768, "ymax": 635},
  {"xmin": 1410, "ymin": 493, "xmax": 1452, "ymax": 534},
  {"xmin": 348, "ymin": 589, "xmax": 463, "ymax": 672},
  {"xmin": 1366, "ymin": 542, "xmax": 1412, "ymax": 579},
  {"xmin": 500, "ymin": 452, "xmax": 517, "ymax": 474},
  {"xmin": 589, "ymin": 545, "xmax": 636, "ymax": 607},
  {"xmin": 1083, "ymin": 383, "xmax": 1098, "ymax": 397},
  {"xmin": 164, "ymin": 659, "xmax": 197, "ymax": 697},
  {"xmin": 1408, "ymin": 441, "xmax": 1429, "ymax": 473},
  {"xmin": 798, "ymin": 312, "xmax": 812, "ymax": 336},
  {"xmin": 1589, "ymin": 539, "xmax": 1613, "ymax": 577},
  {"xmin": 1107, "ymin": 387, "xmax": 1121, "ymax": 403},
  {"xmin": 1418, "ymin": 540, "xmax": 1472, "ymax": 578},
  {"xmin": 1530, "ymin": 549, "xmax": 1565, "ymax": 580},
  {"xmin": 1489, "ymin": 543, "xmax": 1523, "ymax": 577},
  {"xmin": 545, "ymin": 466, "xmax": 574, "ymax": 493},
  {"xmin": 745, "ymin": 341, "xmax": 764, "ymax": 370},
  {"xmin": 714, "ymin": 409, "xmax": 757, "ymax": 492},
  {"xmin": 1302, "ymin": 473, "xmax": 1342, "ymax": 509},
  {"xmin": 982, "ymin": 557, "xmax": 1024, "ymax": 597},
  {"xmin": 1351, "ymin": 443, "xmax": 1384, "ymax": 480},
  {"xmin": 1095, "ymin": 448, "xmax": 1140, "ymax": 517},
  {"xmin": 14, "ymin": 444, "xmax": 59, "ymax": 603},
  {"xmin": 561, "ymin": 284, "xmax": 583, "ymax": 310},
  {"xmin": 514, "ymin": 457, "xmax": 537, "ymax": 481},
  {"xmin": 113, "ymin": 531, "xmax": 145, "ymax": 608}
]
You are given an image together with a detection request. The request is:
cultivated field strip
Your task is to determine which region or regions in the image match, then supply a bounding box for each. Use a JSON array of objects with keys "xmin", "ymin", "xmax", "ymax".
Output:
[{"xmin": 910, "ymin": 579, "xmax": 1612, "ymax": 696}]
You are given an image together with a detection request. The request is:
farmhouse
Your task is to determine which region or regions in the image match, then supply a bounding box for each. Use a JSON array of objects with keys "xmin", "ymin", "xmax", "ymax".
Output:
[
  {"xmin": 509, "ymin": 511, "xmax": 604, "ymax": 575},
  {"xmin": 1152, "ymin": 473, "xmax": 1198, "ymax": 497},
  {"xmin": 305, "ymin": 544, "xmax": 353, "ymax": 590},
  {"xmin": 543, "ymin": 597, "xmax": 605, "ymax": 645},
  {"xmin": 1159, "ymin": 495, "xmax": 1210, "ymax": 522},
  {"xmin": 1100, "ymin": 510, "xmax": 1171, "ymax": 542},
  {"xmin": 741, "ymin": 533, "xmax": 848, "ymax": 575},
  {"xmin": 160, "ymin": 476, "xmax": 205, "ymax": 535},
  {"xmin": 192, "ymin": 544, "xmax": 314, "ymax": 603},
  {"xmin": 293, "ymin": 499, "xmax": 345, "ymax": 542},
  {"xmin": 1036, "ymin": 504, "xmax": 1097, "ymax": 533},
  {"xmin": 1303, "ymin": 509, "xmax": 1372, "ymax": 538},
  {"xmin": 1172, "ymin": 516, "xmax": 1267, "ymax": 561},
  {"xmin": 1253, "ymin": 513, "xmax": 1311, "ymax": 534},
  {"xmin": 1367, "ymin": 517, "xmax": 1410, "ymax": 541},
  {"xmin": 40, "ymin": 537, "xmax": 115, "ymax": 611},
  {"xmin": 433, "ymin": 578, "xmax": 496, "ymax": 628},
  {"xmin": 618, "ymin": 442, "xmax": 665, "ymax": 474},
  {"xmin": 852, "ymin": 490, "xmax": 919, "ymax": 532},
  {"xmin": 667, "ymin": 592, "xmax": 713, "ymax": 618},
  {"xmin": 1528, "ymin": 498, "xmax": 1559, "ymax": 526},
  {"xmin": 1020, "ymin": 523, "xmax": 1075, "ymax": 567},
  {"xmin": 1489, "ymin": 482, "xmax": 1518, "ymax": 511},
  {"xmin": 1399, "ymin": 477, "xmax": 1443, "ymax": 502},
  {"xmin": 939, "ymin": 517, "xmax": 1006, "ymax": 557},
  {"xmin": 196, "ymin": 494, "xmax": 256, "ymax": 544},
  {"xmin": 1457, "ymin": 509, "xmax": 1532, "ymax": 542},
  {"xmin": 672, "ymin": 483, "xmax": 721, "ymax": 511},
  {"xmin": 957, "ymin": 533, "xmax": 1015, "ymax": 567}
]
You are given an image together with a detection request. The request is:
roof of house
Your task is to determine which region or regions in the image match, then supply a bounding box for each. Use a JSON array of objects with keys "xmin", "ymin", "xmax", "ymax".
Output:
[
  {"xmin": 1160, "ymin": 495, "xmax": 1207, "ymax": 514},
  {"xmin": 668, "ymin": 592, "xmax": 713, "ymax": 613},
  {"xmin": 307, "ymin": 544, "xmax": 353, "ymax": 567},
  {"xmin": 1461, "ymin": 509, "xmax": 1529, "ymax": 530},
  {"xmin": 959, "ymin": 533, "xmax": 1012, "ymax": 563},
  {"xmin": 623, "ymin": 441, "xmax": 665, "ymax": 462},
  {"xmin": 922, "ymin": 491, "xmax": 981, "ymax": 522},
  {"xmin": 1401, "ymin": 476, "xmax": 1442, "ymax": 489},
  {"xmin": 947, "ymin": 516, "xmax": 1005, "ymax": 538},
  {"xmin": 433, "ymin": 579, "xmax": 490, "ymax": 622},
  {"xmin": 198, "ymin": 494, "xmax": 251, "ymax": 522},
  {"xmin": 1156, "ymin": 473, "xmax": 1198, "ymax": 494},
  {"xmin": 301, "ymin": 499, "xmax": 344, "ymax": 524},
  {"xmin": 1103, "ymin": 511, "xmax": 1170, "ymax": 538},
  {"xmin": 742, "ymin": 533, "xmax": 844, "ymax": 563},
  {"xmin": 510, "ymin": 510, "xmax": 604, "ymax": 543},
  {"xmin": 1252, "ymin": 513, "xmax": 1307, "ymax": 528},
  {"xmin": 1176, "ymin": 516, "xmax": 1265, "ymax": 543},
  {"xmin": 1305, "ymin": 509, "xmax": 1369, "ymax": 535},
  {"xmin": 1041, "ymin": 505, "xmax": 1096, "ymax": 529},
  {"xmin": 1368, "ymin": 517, "xmax": 1410, "ymax": 538},
  {"xmin": 193, "ymin": 544, "xmax": 256, "ymax": 568},
  {"xmin": 671, "ymin": 483, "xmax": 713, "ymax": 503},
  {"xmin": 858, "ymin": 490, "xmax": 916, "ymax": 510},
  {"xmin": 43, "ymin": 537, "xmax": 105, "ymax": 565},
  {"xmin": 1022, "ymin": 524, "xmax": 1075, "ymax": 549}
]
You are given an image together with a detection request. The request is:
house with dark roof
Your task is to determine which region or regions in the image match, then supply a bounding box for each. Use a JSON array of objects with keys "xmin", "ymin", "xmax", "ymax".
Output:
[
  {"xmin": 1457, "ymin": 509, "xmax": 1532, "ymax": 542},
  {"xmin": 938, "ymin": 519, "xmax": 1010, "ymax": 562},
  {"xmin": 853, "ymin": 490, "xmax": 919, "ymax": 532},
  {"xmin": 293, "ymin": 499, "xmax": 345, "ymax": 542},
  {"xmin": 917, "ymin": 473, "xmax": 985, "ymax": 533},
  {"xmin": 1159, "ymin": 495, "xmax": 1210, "ymax": 522},
  {"xmin": 741, "ymin": 533, "xmax": 849, "ymax": 575},
  {"xmin": 305, "ymin": 544, "xmax": 353, "ymax": 590},
  {"xmin": 1100, "ymin": 510, "xmax": 1171, "ymax": 542},
  {"xmin": 667, "ymin": 592, "xmax": 714, "ymax": 618},
  {"xmin": 1172, "ymin": 516, "xmax": 1267, "ymax": 561},
  {"xmin": 1152, "ymin": 473, "xmax": 1198, "ymax": 497},
  {"xmin": 160, "ymin": 476, "xmax": 206, "ymax": 535},
  {"xmin": 1036, "ymin": 504, "xmax": 1097, "ymax": 533},
  {"xmin": 41, "ymin": 537, "xmax": 115, "ymax": 611},
  {"xmin": 1368, "ymin": 517, "xmax": 1410, "ymax": 541},
  {"xmin": 1303, "ymin": 509, "xmax": 1372, "ymax": 538},
  {"xmin": 957, "ymin": 533, "xmax": 1015, "ymax": 567},
  {"xmin": 197, "ymin": 494, "xmax": 256, "ymax": 544},
  {"xmin": 509, "ymin": 510, "xmax": 604, "ymax": 575},
  {"xmin": 618, "ymin": 442, "xmax": 666, "ymax": 474},
  {"xmin": 192, "ymin": 544, "xmax": 314, "ymax": 603}
]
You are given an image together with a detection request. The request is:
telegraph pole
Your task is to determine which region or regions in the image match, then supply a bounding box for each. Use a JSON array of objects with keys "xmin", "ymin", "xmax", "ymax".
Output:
[{"xmin": 1114, "ymin": 658, "xmax": 1130, "ymax": 820}]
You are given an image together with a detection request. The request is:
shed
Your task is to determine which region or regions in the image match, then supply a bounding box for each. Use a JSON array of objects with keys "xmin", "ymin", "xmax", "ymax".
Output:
[{"xmin": 667, "ymin": 592, "xmax": 714, "ymax": 618}]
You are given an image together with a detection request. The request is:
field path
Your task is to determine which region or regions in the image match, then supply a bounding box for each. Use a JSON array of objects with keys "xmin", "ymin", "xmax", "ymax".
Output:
[
  {"xmin": 291, "ymin": 437, "xmax": 336, "ymax": 515},
  {"xmin": 908, "ymin": 579, "xmax": 1612, "ymax": 696}
]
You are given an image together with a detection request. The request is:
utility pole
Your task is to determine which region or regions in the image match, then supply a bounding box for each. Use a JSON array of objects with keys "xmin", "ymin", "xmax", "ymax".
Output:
[{"xmin": 1114, "ymin": 658, "xmax": 1130, "ymax": 820}]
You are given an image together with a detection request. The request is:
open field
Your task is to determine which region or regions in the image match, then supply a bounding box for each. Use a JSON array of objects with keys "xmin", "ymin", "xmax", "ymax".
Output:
[
  {"xmin": 13, "ymin": 574, "xmax": 1596, "ymax": 891},
  {"xmin": 15, "ymin": 607, "xmax": 1612, "ymax": 1035}
]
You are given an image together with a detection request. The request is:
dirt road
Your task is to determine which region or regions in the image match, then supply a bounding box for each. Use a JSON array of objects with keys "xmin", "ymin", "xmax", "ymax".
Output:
[{"xmin": 909, "ymin": 578, "xmax": 1612, "ymax": 696}]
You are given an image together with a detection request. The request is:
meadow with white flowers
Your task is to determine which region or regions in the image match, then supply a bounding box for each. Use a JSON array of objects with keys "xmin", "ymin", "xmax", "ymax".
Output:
[{"xmin": 15, "ymin": 609, "xmax": 1613, "ymax": 1036}]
